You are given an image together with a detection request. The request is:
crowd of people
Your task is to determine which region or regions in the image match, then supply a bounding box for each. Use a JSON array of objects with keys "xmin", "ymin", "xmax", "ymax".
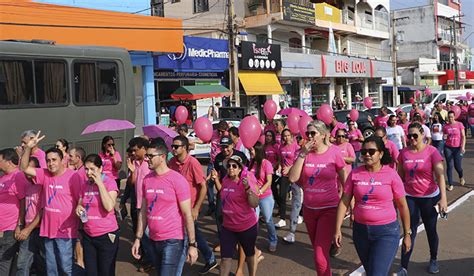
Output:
[{"xmin": 0, "ymin": 99, "xmax": 469, "ymax": 276}]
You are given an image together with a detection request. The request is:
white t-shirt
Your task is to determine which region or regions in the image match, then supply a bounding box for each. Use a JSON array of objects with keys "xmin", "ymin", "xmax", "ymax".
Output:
[
  {"xmin": 431, "ymin": 123, "xmax": 443, "ymax": 141},
  {"xmin": 422, "ymin": 124, "xmax": 432, "ymax": 143},
  {"xmin": 386, "ymin": 125, "xmax": 405, "ymax": 150}
]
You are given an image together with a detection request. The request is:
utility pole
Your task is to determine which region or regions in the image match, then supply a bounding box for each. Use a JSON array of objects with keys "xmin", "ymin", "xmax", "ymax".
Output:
[
  {"xmin": 391, "ymin": 11, "xmax": 398, "ymax": 106},
  {"xmin": 452, "ymin": 15, "xmax": 460, "ymax": 89},
  {"xmin": 227, "ymin": 0, "xmax": 240, "ymax": 106}
]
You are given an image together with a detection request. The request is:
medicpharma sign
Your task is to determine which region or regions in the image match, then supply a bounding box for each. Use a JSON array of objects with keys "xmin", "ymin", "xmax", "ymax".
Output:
[{"xmin": 155, "ymin": 36, "xmax": 229, "ymax": 71}]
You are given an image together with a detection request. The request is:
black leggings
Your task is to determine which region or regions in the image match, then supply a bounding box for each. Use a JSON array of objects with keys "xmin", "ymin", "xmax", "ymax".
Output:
[{"xmin": 272, "ymin": 176, "xmax": 290, "ymax": 220}]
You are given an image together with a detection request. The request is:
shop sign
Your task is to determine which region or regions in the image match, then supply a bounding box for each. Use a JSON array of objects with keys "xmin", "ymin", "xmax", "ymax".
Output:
[
  {"xmin": 335, "ymin": 60, "xmax": 367, "ymax": 74},
  {"xmin": 283, "ymin": 1, "xmax": 315, "ymax": 24},
  {"xmin": 323, "ymin": 55, "xmax": 373, "ymax": 77},
  {"xmin": 155, "ymin": 71, "xmax": 225, "ymax": 79},
  {"xmin": 154, "ymin": 36, "xmax": 229, "ymax": 71},
  {"xmin": 240, "ymin": 41, "xmax": 281, "ymax": 71},
  {"xmin": 312, "ymin": 78, "xmax": 331, "ymax": 85}
]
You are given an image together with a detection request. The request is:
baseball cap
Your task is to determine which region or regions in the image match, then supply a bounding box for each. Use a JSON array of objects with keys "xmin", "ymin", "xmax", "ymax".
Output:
[
  {"xmin": 219, "ymin": 136, "xmax": 232, "ymax": 146},
  {"xmin": 223, "ymin": 155, "xmax": 244, "ymax": 169}
]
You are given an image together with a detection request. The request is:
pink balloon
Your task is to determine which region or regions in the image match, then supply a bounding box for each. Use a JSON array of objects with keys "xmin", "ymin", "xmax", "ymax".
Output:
[
  {"xmin": 298, "ymin": 115, "xmax": 313, "ymax": 139},
  {"xmin": 239, "ymin": 116, "xmax": 261, "ymax": 148},
  {"xmin": 316, "ymin": 104, "xmax": 334, "ymax": 125},
  {"xmin": 363, "ymin": 97, "xmax": 373, "ymax": 109},
  {"xmin": 193, "ymin": 117, "xmax": 212, "ymax": 143},
  {"xmin": 451, "ymin": 105, "xmax": 461, "ymax": 119},
  {"xmin": 349, "ymin": 109, "xmax": 359, "ymax": 122},
  {"xmin": 258, "ymin": 134, "xmax": 265, "ymax": 144},
  {"xmin": 409, "ymin": 97, "xmax": 415, "ymax": 104},
  {"xmin": 263, "ymin": 99, "xmax": 277, "ymax": 120},
  {"xmin": 175, "ymin": 106, "xmax": 188, "ymax": 124},
  {"xmin": 415, "ymin": 90, "xmax": 421, "ymax": 99},
  {"xmin": 466, "ymin": 92, "xmax": 472, "ymax": 101},
  {"xmin": 425, "ymin": 88, "xmax": 432, "ymax": 96},
  {"xmin": 287, "ymin": 112, "xmax": 300, "ymax": 134}
]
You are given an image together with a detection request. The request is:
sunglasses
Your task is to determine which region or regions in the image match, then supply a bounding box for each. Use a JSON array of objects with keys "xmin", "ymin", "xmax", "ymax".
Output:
[
  {"xmin": 55, "ymin": 145, "xmax": 61, "ymax": 149},
  {"xmin": 305, "ymin": 131, "xmax": 317, "ymax": 138},
  {"xmin": 407, "ymin": 133, "xmax": 419, "ymax": 140},
  {"xmin": 361, "ymin": 148, "xmax": 378, "ymax": 156},
  {"xmin": 145, "ymin": 153, "xmax": 164, "ymax": 159},
  {"xmin": 336, "ymin": 135, "xmax": 346, "ymax": 138},
  {"xmin": 106, "ymin": 143, "xmax": 115, "ymax": 147},
  {"xmin": 171, "ymin": 145, "xmax": 184, "ymax": 149},
  {"xmin": 226, "ymin": 163, "xmax": 239, "ymax": 169}
]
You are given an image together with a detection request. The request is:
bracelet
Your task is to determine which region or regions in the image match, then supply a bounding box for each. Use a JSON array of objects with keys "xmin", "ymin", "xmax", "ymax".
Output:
[
  {"xmin": 135, "ymin": 236, "xmax": 142, "ymax": 240},
  {"xmin": 298, "ymin": 152, "xmax": 307, "ymax": 159}
]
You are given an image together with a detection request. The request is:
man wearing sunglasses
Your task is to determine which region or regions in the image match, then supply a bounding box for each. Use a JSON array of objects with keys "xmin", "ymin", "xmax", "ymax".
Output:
[{"xmin": 169, "ymin": 136, "xmax": 218, "ymax": 274}]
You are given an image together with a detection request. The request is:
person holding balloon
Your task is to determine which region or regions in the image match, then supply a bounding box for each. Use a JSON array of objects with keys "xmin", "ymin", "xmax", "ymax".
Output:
[
  {"xmin": 443, "ymin": 110, "xmax": 466, "ymax": 191},
  {"xmin": 289, "ymin": 120, "xmax": 346, "ymax": 276}
]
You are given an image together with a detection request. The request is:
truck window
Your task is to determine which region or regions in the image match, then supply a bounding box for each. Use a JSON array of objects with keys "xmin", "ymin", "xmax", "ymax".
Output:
[{"xmin": 74, "ymin": 61, "xmax": 118, "ymax": 105}]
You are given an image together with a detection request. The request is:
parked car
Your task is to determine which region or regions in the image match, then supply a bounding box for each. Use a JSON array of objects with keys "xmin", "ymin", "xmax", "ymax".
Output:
[
  {"xmin": 397, "ymin": 104, "xmax": 413, "ymax": 120},
  {"xmin": 334, "ymin": 110, "xmax": 375, "ymax": 138},
  {"xmin": 363, "ymin": 106, "xmax": 396, "ymax": 118}
]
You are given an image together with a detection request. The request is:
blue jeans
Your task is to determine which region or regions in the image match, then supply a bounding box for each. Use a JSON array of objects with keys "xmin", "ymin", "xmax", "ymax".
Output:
[
  {"xmin": 177, "ymin": 222, "xmax": 216, "ymax": 275},
  {"xmin": 44, "ymin": 238, "xmax": 74, "ymax": 276},
  {"xmin": 352, "ymin": 221, "xmax": 400, "ymax": 276},
  {"xmin": 401, "ymin": 195, "xmax": 440, "ymax": 270},
  {"xmin": 206, "ymin": 163, "xmax": 216, "ymax": 212},
  {"xmin": 288, "ymin": 184, "xmax": 303, "ymax": 233},
  {"xmin": 0, "ymin": 230, "xmax": 18, "ymax": 275},
  {"xmin": 353, "ymin": 151, "xmax": 361, "ymax": 169},
  {"xmin": 444, "ymin": 146, "xmax": 463, "ymax": 185},
  {"xmin": 432, "ymin": 140, "xmax": 444, "ymax": 157},
  {"xmin": 256, "ymin": 195, "xmax": 278, "ymax": 246},
  {"xmin": 16, "ymin": 228, "xmax": 45, "ymax": 276},
  {"xmin": 150, "ymin": 239, "xmax": 184, "ymax": 276}
]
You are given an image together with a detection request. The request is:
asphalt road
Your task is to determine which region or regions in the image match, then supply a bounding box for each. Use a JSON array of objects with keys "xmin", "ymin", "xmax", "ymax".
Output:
[{"xmin": 115, "ymin": 138, "xmax": 474, "ymax": 276}]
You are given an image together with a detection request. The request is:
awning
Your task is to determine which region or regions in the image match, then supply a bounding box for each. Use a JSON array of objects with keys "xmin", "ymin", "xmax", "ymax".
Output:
[
  {"xmin": 239, "ymin": 71, "xmax": 284, "ymax": 96},
  {"xmin": 171, "ymin": 85, "xmax": 231, "ymax": 100},
  {"xmin": 383, "ymin": 85, "xmax": 426, "ymax": 92},
  {"xmin": 0, "ymin": 1, "xmax": 183, "ymax": 52}
]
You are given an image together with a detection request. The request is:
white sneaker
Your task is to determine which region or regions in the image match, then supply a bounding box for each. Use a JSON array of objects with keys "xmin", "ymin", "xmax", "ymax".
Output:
[
  {"xmin": 275, "ymin": 219, "xmax": 286, "ymax": 228},
  {"xmin": 297, "ymin": 216, "xmax": 304, "ymax": 224},
  {"xmin": 283, "ymin": 232, "xmax": 295, "ymax": 243}
]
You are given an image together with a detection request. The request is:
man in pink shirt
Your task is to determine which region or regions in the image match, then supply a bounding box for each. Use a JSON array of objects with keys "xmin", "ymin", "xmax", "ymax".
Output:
[
  {"xmin": 273, "ymin": 119, "xmax": 286, "ymax": 146},
  {"xmin": 169, "ymin": 136, "xmax": 218, "ymax": 274},
  {"xmin": 20, "ymin": 132, "xmax": 80, "ymax": 276},
  {"xmin": 17, "ymin": 130, "xmax": 47, "ymax": 168},
  {"xmin": 132, "ymin": 142, "xmax": 198, "ymax": 275},
  {"xmin": 329, "ymin": 116, "xmax": 347, "ymax": 143},
  {"xmin": 374, "ymin": 106, "xmax": 390, "ymax": 128},
  {"xmin": 0, "ymin": 148, "xmax": 26, "ymax": 275},
  {"xmin": 397, "ymin": 111, "xmax": 410, "ymax": 136}
]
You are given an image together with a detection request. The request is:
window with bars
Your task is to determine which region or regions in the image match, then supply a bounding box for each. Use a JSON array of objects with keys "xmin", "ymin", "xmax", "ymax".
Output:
[
  {"xmin": 194, "ymin": 0, "xmax": 209, "ymax": 13},
  {"xmin": 151, "ymin": 0, "xmax": 164, "ymax": 17}
]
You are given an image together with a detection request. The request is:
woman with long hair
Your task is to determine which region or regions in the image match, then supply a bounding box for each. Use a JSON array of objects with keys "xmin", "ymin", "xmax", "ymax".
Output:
[
  {"xmin": 335, "ymin": 136, "xmax": 411, "ymax": 276},
  {"xmin": 249, "ymin": 142, "xmax": 278, "ymax": 252},
  {"xmin": 55, "ymin": 138, "xmax": 70, "ymax": 167},
  {"xmin": 443, "ymin": 110, "xmax": 466, "ymax": 191},
  {"xmin": 99, "ymin": 136, "xmax": 123, "ymax": 189},
  {"xmin": 395, "ymin": 122, "xmax": 448, "ymax": 275},
  {"xmin": 431, "ymin": 112, "xmax": 445, "ymax": 156},
  {"xmin": 289, "ymin": 120, "xmax": 346, "ymax": 276}
]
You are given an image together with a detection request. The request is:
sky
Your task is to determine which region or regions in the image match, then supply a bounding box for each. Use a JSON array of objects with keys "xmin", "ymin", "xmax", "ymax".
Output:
[{"xmin": 390, "ymin": 0, "xmax": 474, "ymax": 49}]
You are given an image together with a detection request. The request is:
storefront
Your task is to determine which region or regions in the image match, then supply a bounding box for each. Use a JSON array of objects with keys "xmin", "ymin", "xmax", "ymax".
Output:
[
  {"xmin": 154, "ymin": 36, "xmax": 230, "ymax": 124},
  {"xmin": 439, "ymin": 70, "xmax": 474, "ymax": 89},
  {"xmin": 238, "ymin": 41, "xmax": 284, "ymax": 119},
  {"xmin": 280, "ymin": 51, "xmax": 392, "ymax": 114}
]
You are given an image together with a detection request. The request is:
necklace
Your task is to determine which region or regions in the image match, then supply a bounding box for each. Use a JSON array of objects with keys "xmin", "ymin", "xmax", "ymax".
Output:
[{"xmin": 365, "ymin": 165, "xmax": 382, "ymax": 183}]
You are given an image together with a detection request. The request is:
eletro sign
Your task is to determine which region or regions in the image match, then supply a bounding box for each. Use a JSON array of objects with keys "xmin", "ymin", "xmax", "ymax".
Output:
[{"xmin": 240, "ymin": 41, "xmax": 281, "ymax": 71}]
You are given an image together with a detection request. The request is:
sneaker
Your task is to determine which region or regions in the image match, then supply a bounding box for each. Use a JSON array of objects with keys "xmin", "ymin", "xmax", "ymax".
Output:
[
  {"xmin": 428, "ymin": 259, "xmax": 439, "ymax": 274},
  {"xmin": 274, "ymin": 219, "xmax": 286, "ymax": 228},
  {"xmin": 297, "ymin": 215, "xmax": 304, "ymax": 224},
  {"xmin": 330, "ymin": 244, "xmax": 342, "ymax": 257},
  {"xmin": 460, "ymin": 178, "xmax": 466, "ymax": 186},
  {"xmin": 447, "ymin": 185, "xmax": 454, "ymax": 191},
  {"xmin": 268, "ymin": 243, "xmax": 277, "ymax": 253},
  {"xmin": 394, "ymin": 267, "xmax": 408, "ymax": 276},
  {"xmin": 199, "ymin": 260, "xmax": 218, "ymax": 275},
  {"xmin": 282, "ymin": 232, "xmax": 295, "ymax": 244}
]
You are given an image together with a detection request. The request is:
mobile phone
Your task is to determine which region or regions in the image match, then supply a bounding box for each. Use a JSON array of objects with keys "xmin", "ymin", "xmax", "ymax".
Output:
[{"xmin": 440, "ymin": 211, "xmax": 448, "ymax": 220}]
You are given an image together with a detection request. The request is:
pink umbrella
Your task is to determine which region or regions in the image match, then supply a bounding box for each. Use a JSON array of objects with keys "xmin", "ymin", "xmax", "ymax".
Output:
[
  {"xmin": 143, "ymin": 125, "xmax": 178, "ymax": 150},
  {"xmin": 456, "ymin": 95, "xmax": 469, "ymax": 101},
  {"xmin": 81, "ymin": 119, "xmax": 135, "ymax": 135},
  {"xmin": 278, "ymin": 108, "xmax": 307, "ymax": 117}
]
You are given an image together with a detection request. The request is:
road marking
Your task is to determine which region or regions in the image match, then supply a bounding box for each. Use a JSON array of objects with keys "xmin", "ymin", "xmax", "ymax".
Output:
[{"xmin": 349, "ymin": 190, "xmax": 474, "ymax": 276}]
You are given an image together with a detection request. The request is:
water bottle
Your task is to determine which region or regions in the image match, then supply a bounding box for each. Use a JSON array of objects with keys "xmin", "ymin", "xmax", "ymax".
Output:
[{"xmin": 80, "ymin": 210, "xmax": 88, "ymax": 223}]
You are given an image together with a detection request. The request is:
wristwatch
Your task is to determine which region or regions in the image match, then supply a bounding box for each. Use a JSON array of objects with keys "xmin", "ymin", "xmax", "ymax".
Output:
[
  {"xmin": 188, "ymin": 241, "xmax": 198, "ymax": 248},
  {"xmin": 404, "ymin": 229, "xmax": 412, "ymax": 236}
]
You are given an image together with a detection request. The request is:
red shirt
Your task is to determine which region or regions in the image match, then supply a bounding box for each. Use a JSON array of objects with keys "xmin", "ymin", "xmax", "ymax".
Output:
[{"xmin": 169, "ymin": 155, "xmax": 205, "ymax": 208}]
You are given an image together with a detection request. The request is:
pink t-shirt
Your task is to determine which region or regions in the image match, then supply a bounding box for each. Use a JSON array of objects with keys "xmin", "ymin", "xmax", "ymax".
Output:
[
  {"xmin": 385, "ymin": 140, "xmax": 399, "ymax": 169},
  {"xmin": 398, "ymin": 122, "xmax": 410, "ymax": 136},
  {"xmin": 398, "ymin": 146, "xmax": 443, "ymax": 197},
  {"xmin": 34, "ymin": 168, "xmax": 80, "ymax": 239},
  {"xmin": 279, "ymin": 142, "xmax": 300, "ymax": 176},
  {"xmin": 99, "ymin": 151, "xmax": 122, "ymax": 180},
  {"xmin": 443, "ymin": 122, "xmax": 465, "ymax": 148},
  {"xmin": 143, "ymin": 170, "xmax": 191, "ymax": 241},
  {"xmin": 31, "ymin": 148, "xmax": 47, "ymax": 168},
  {"xmin": 331, "ymin": 122, "xmax": 347, "ymax": 138},
  {"xmin": 169, "ymin": 155, "xmax": 205, "ymax": 208},
  {"xmin": 80, "ymin": 175, "xmax": 119, "ymax": 237},
  {"xmin": 347, "ymin": 129, "xmax": 363, "ymax": 152},
  {"xmin": 0, "ymin": 169, "xmax": 26, "ymax": 231},
  {"xmin": 249, "ymin": 159, "xmax": 273, "ymax": 199},
  {"xmin": 264, "ymin": 144, "xmax": 279, "ymax": 166},
  {"xmin": 221, "ymin": 174, "xmax": 258, "ymax": 232},
  {"xmin": 375, "ymin": 115, "xmax": 389, "ymax": 128},
  {"xmin": 344, "ymin": 166, "xmax": 405, "ymax": 225},
  {"xmin": 338, "ymin": 142, "xmax": 355, "ymax": 176},
  {"xmin": 300, "ymin": 145, "xmax": 346, "ymax": 209},
  {"xmin": 134, "ymin": 160, "xmax": 151, "ymax": 209},
  {"xmin": 210, "ymin": 130, "xmax": 223, "ymax": 163},
  {"xmin": 21, "ymin": 174, "xmax": 43, "ymax": 227}
]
